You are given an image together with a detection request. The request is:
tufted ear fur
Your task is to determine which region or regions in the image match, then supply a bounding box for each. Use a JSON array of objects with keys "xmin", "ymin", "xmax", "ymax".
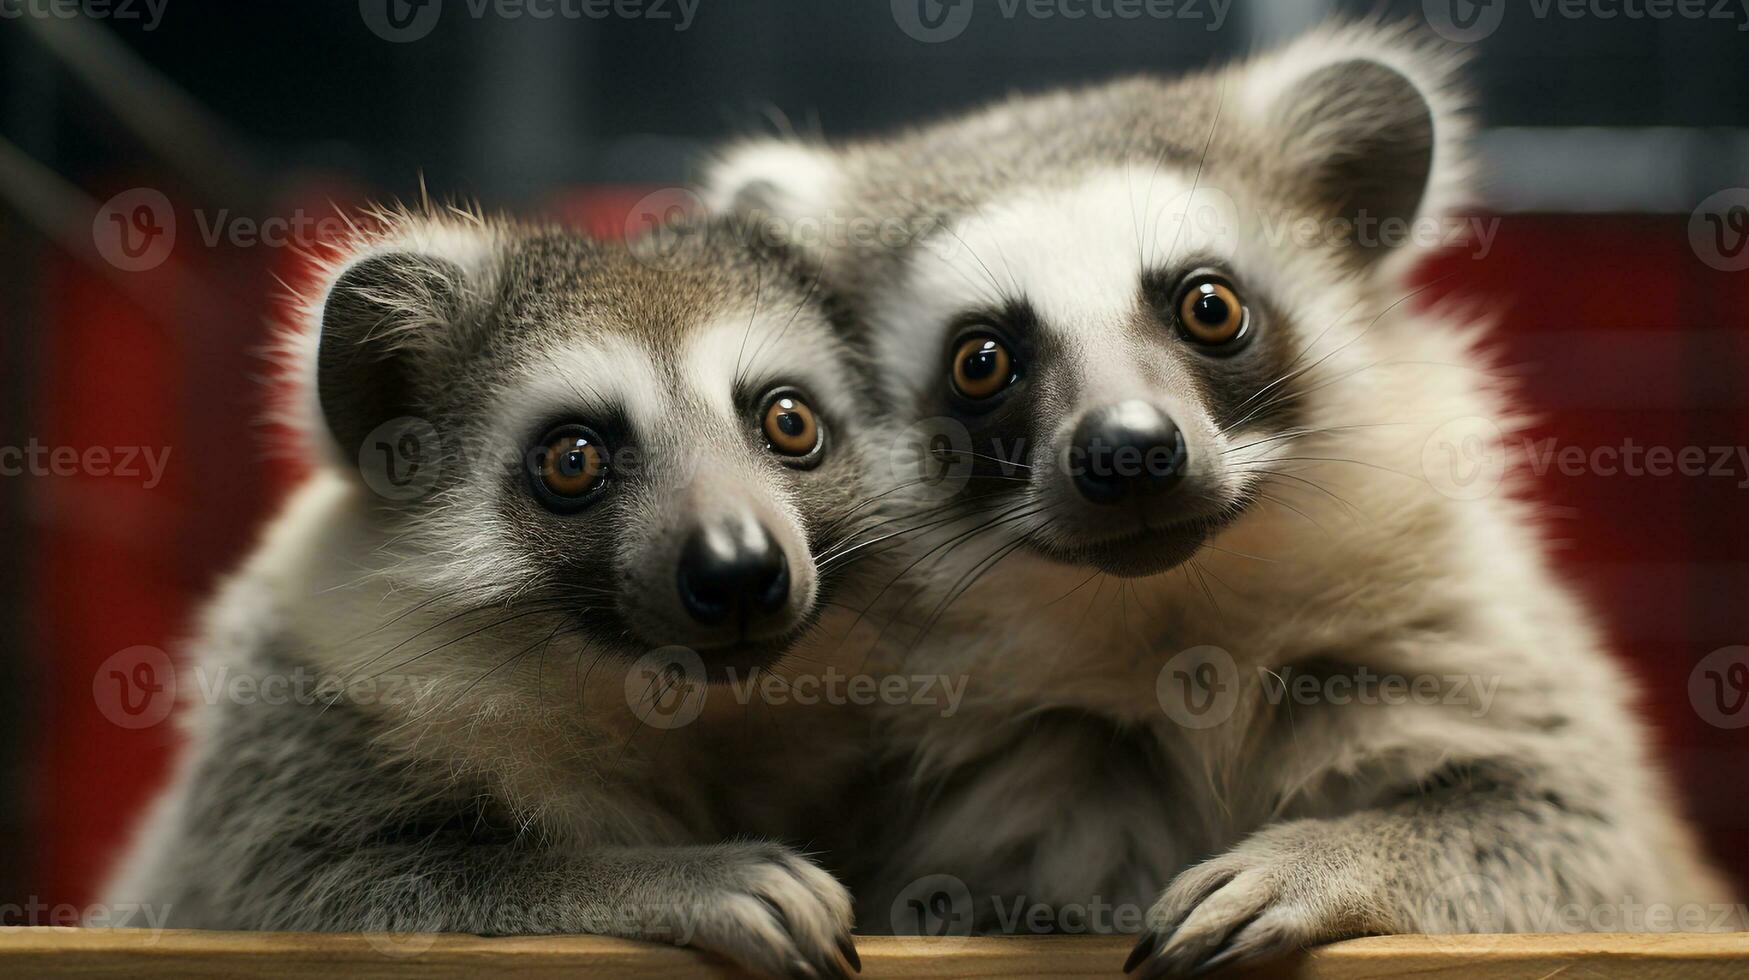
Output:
[
  {"xmin": 698, "ymin": 139, "xmax": 844, "ymax": 251},
  {"xmin": 1231, "ymin": 25, "xmax": 1473, "ymax": 262},
  {"xmin": 313, "ymin": 250, "xmax": 469, "ymax": 464}
]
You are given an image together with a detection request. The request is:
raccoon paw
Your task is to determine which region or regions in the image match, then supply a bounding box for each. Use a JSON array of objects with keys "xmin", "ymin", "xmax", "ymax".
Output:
[
  {"xmin": 1124, "ymin": 826, "xmax": 1368, "ymax": 978},
  {"xmin": 673, "ymin": 842, "xmax": 860, "ymax": 980}
]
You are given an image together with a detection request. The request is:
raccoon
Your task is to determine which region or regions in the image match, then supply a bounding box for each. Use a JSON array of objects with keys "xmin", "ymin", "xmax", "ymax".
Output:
[
  {"xmin": 705, "ymin": 22, "xmax": 1738, "ymax": 977},
  {"xmin": 102, "ymin": 210, "xmax": 884, "ymax": 979}
]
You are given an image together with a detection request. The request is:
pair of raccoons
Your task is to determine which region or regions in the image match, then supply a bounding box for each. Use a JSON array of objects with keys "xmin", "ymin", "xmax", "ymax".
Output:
[{"xmin": 105, "ymin": 22, "xmax": 1736, "ymax": 980}]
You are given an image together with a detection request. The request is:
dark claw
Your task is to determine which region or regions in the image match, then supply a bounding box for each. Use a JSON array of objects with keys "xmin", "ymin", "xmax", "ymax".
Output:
[
  {"xmin": 1185, "ymin": 908, "xmax": 1264, "ymax": 977},
  {"xmin": 837, "ymin": 933, "xmax": 862, "ymax": 973},
  {"xmin": 1124, "ymin": 930, "xmax": 1162, "ymax": 973},
  {"xmin": 1137, "ymin": 954, "xmax": 1181, "ymax": 980},
  {"xmin": 1192, "ymin": 948, "xmax": 1242, "ymax": 977}
]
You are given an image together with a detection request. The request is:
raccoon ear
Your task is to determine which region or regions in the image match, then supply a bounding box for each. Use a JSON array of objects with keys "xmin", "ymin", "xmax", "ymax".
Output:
[
  {"xmin": 314, "ymin": 251, "xmax": 467, "ymax": 463},
  {"xmin": 699, "ymin": 139, "xmax": 842, "ymax": 244},
  {"xmin": 1246, "ymin": 37, "xmax": 1467, "ymax": 261}
]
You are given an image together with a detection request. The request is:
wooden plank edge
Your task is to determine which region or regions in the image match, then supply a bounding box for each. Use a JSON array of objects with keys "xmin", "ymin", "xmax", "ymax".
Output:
[{"xmin": 1, "ymin": 928, "xmax": 1745, "ymax": 978}]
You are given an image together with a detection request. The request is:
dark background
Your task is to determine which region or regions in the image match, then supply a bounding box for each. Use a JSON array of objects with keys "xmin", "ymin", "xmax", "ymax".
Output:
[{"xmin": 2, "ymin": 0, "xmax": 1746, "ymax": 913}]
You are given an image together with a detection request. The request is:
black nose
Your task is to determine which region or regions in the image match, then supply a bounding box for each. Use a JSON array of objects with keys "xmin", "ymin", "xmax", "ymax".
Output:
[
  {"xmin": 677, "ymin": 518, "xmax": 791, "ymax": 627},
  {"xmin": 1070, "ymin": 401, "xmax": 1188, "ymax": 504}
]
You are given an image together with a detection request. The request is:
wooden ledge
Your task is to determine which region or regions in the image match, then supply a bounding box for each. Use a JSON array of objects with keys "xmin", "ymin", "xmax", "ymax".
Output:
[{"xmin": 3, "ymin": 928, "xmax": 1747, "ymax": 978}]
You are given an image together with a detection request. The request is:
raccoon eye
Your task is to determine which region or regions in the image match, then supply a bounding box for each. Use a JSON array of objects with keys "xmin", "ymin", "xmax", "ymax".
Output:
[
  {"xmin": 528, "ymin": 425, "xmax": 608, "ymax": 512},
  {"xmin": 761, "ymin": 389, "xmax": 823, "ymax": 465},
  {"xmin": 950, "ymin": 336, "xmax": 1016, "ymax": 400},
  {"xmin": 1177, "ymin": 278, "xmax": 1248, "ymax": 347}
]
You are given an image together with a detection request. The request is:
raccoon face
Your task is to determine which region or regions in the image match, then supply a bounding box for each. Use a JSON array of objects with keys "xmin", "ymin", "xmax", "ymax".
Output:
[
  {"xmin": 707, "ymin": 31, "xmax": 1463, "ymax": 579},
  {"xmin": 308, "ymin": 216, "xmax": 874, "ymax": 674},
  {"xmin": 874, "ymin": 170, "xmax": 1304, "ymax": 577}
]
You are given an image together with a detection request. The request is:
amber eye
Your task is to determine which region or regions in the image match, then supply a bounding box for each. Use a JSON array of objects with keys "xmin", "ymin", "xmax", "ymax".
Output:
[
  {"xmin": 528, "ymin": 425, "xmax": 608, "ymax": 512},
  {"xmin": 1178, "ymin": 279, "xmax": 1247, "ymax": 346},
  {"xmin": 950, "ymin": 336, "xmax": 1015, "ymax": 400},
  {"xmin": 762, "ymin": 390, "xmax": 822, "ymax": 462}
]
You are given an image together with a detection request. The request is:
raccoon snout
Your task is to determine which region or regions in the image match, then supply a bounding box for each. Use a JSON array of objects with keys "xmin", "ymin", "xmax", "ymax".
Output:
[
  {"xmin": 1068, "ymin": 400, "xmax": 1188, "ymax": 504},
  {"xmin": 676, "ymin": 518, "xmax": 791, "ymax": 629}
]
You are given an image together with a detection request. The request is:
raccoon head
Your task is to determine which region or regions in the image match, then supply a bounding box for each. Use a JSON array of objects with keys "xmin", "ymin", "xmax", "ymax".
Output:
[
  {"xmin": 705, "ymin": 26, "xmax": 1470, "ymax": 579},
  {"xmin": 299, "ymin": 212, "xmax": 876, "ymax": 675}
]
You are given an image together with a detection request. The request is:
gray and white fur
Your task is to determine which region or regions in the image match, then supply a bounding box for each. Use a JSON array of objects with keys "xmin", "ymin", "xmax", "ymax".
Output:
[
  {"xmin": 103, "ymin": 210, "xmax": 889, "ymax": 979},
  {"xmin": 704, "ymin": 21, "xmax": 1739, "ymax": 977}
]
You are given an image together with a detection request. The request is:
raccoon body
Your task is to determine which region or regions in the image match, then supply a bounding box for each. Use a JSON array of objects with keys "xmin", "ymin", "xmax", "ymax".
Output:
[
  {"xmin": 706, "ymin": 22, "xmax": 1736, "ymax": 974},
  {"xmin": 104, "ymin": 212, "xmax": 882, "ymax": 978}
]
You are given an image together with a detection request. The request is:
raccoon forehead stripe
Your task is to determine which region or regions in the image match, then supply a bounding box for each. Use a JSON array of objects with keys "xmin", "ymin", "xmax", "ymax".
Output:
[
  {"xmin": 683, "ymin": 313, "xmax": 851, "ymax": 416},
  {"xmin": 877, "ymin": 167, "xmax": 1243, "ymax": 395},
  {"xmin": 502, "ymin": 333, "xmax": 670, "ymax": 437}
]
